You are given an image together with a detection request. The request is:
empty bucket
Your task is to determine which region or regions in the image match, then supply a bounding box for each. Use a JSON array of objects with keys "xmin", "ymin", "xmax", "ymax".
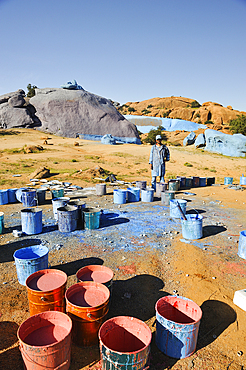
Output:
[
  {"xmin": 37, "ymin": 188, "xmax": 47, "ymax": 204},
  {"xmin": 18, "ymin": 311, "xmax": 72, "ymax": 370},
  {"xmin": 0, "ymin": 212, "xmax": 4, "ymax": 234},
  {"xmin": 206, "ymin": 177, "xmax": 215, "ymax": 186},
  {"xmin": 0, "ymin": 189, "xmax": 8, "ymax": 205},
  {"xmin": 65, "ymin": 281, "xmax": 110, "ymax": 346},
  {"xmin": 141, "ymin": 188, "xmax": 154, "ymax": 202},
  {"xmin": 82, "ymin": 207, "xmax": 101, "ymax": 230},
  {"xmin": 68, "ymin": 200, "xmax": 86, "ymax": 228},
  {"xmin": 26, "ymin": 269, "xmax": 67, "ymax": 316},
  {"xmin": 21, "ymin": 208, "xmax": 42, "ymax": 235},
  {"xmin": 199, "ymin": 177, "xmax": 206, "ymax": 187},
  {"xmin": 113, "ymin": 189, "xmax": 127, "ymax": 204},
  {"xmin": 13, "ymin": 245, "xmax": 49, "ymax": 286},
  {"xmin": 99, "ymin": 316, "xmax": 152, "ymax": 370},
  {"xmin": 8, "ymin": 188, "xmax": 18, "ymax": 203},
  {"xmin": 136, "ymin": 181, "xmax": 147, "ymax": 190},
  {"xmin": 224, "ymin": 177, "xmax": 233, "ymax": 185},
  {"xmin": 181, "ymin": 214, "xmax": 203, "ymax": 239},
  {"xmin": 238, "ymin": 230, "xmax": 246, "ymax": 259},
  {"xmin": 185, "ymin": 177, "xmax": 193, "ymax": 188},
  {"xmin": 240, "ymin": 175, "xmax": 246, "ymax": 185},
  {"xmin": 161, "ymin": 191, "xmax": 175, "ymax": 205},
  {"xmin": 51, "ymin": 187, "xmax": 64, "ymax": 199},
  {"xmin": 156, "ymin": 182, "xmax": 168, "ymax": 197},
  {"xmin": 168, "ymin": 180, "xmax": 179, "ymax": 192},
  {"xmin": 57, "ymin": 205, "xmax": 77, "ymax": 233},
  {"xmin": 155, "ymin": 295, "xmax": 202, "ymax": 359},
  {"xmin": 177, "ymin": 177, "xmax": 186, "ymax": 189},
  {"xmin": 170, "ymin": 199, "xmax": 187, "ymax": 218},
  {"xmin": 77, "ymin": 265, "xmax": 114, "ymax": 294},
  {"xmin": 96, "ymin": 183, "xmax": 107, "ymax": 196},
  {"xmin": 21, "ymin": 189, "xmax": 37, "ymax": 207},
  {"xmin": 127, "ymin": 187, "xmax": 140, "ymax": 202},
  {"xmin": 52, "ymin": 197, "xmax": 70, "ymax": 220}
]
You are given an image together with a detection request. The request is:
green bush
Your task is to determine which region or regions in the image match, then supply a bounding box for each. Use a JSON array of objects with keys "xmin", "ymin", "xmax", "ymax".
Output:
[
  {"xmin": 229, "ymin": 114, "xmax": 246, "ymax": 135},
  {"xmin": 27, "ymin": 83, "xmax": 37, "ymax": 98},
  {"xmin": 128, "ymin": 107, "xmax": 136, "ymax": 113},
  {"xmin": 163, "ymin": 109, "xmax": 171, "ymax": 118},
  {"xmin": 143, "ymin": 126, "xmax": 166, "ymax": 145},
  {"xmin": 204, "ymin": 120, "xmax": 214, "ymax": 125},
  {"xmin": 147, "ymin": 104, "xmax": 153, "ymax": 109},
  {"xmin": 141, "ymin": 109, "xmax": 151, "ymax": 115},
  {"xmin": 191, "ymin": 100, "xmax": 201, "ymax": 108}
]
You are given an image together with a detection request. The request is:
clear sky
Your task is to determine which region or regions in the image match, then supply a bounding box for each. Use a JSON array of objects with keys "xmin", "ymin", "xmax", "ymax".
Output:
[{"xmin": 0, "ymin": 0, "xmax": 246, "ymax": 111}]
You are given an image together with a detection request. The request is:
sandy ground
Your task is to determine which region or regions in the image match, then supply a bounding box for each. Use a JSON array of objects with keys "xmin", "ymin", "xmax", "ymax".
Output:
[{"xmin": 0, "ymin": 128, "xmax": 246, "ymax": 370}]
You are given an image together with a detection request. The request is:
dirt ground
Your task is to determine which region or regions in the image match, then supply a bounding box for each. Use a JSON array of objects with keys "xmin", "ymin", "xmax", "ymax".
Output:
[{"xmin": 0, "ymin": 128, "xmax": 246, "ymax": 370}]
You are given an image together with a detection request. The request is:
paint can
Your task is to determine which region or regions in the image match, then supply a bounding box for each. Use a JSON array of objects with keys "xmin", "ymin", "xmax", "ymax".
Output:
[
  {"xmin": 161, "ymin": 191, "xmax": 175, "ymax": 205},
  {"xmin": 113, "ymin": 189, "xmax": 127, "ymax": 204},
  {"xmin": 0, "ymin": 189, "xmax": 8, "ymax": 205},
  {"xmin": 96, "ymin": 183, "xmax": 107, "ymax": 196},
  {"xmin": 177, "ymin": 177, "xmax": 186, "ymax": 189},
  {"xmin": 156, "ymin": 182, "xmax": 168, "ymax": 197},
  {"xmin": 0, "ymin": 212, "xmax": 4, "ymax": 234},
  {"xmin": 199, "ymin": 177, "xmax": 207, "ymax": 187},
  {"xmin": 21, "ymin": 189, "xmax": 37, "ymax": 207},
  {"xmin": 76, "ymin": 265, "xmax": 114, "ymax": 295},
  {"xmin": 141, "ymin": 188, "xmax": 154, "ymax": 202},
  {"xmin": 136, "ymin": 181, "xmax": 147, "ymax": 190},
  {"xmin": 127, "ymin": 187, "xmax": 140, "ymax": 202},
  {"xmin": 224, "ymin": 177, "xmax": 233, "ymax": 185},
  {"xmin": 170, "ymin": 199, "xmax": 187, "ymax": 218},
  {"xmin": 99, "ymin": 316, "xmax": 152, "ymax": 370},
  {"xmin": 52, "ymin": 197, "xmax": 70, "ymax": 220},
  {"xmin": 51, "ymin": 187, "xmax": 64, "ymax": 199},
  {"xmin": 240, "ymin": 175, "xmax": 246, "ymax": 185},
  {"xmin": 238, "ymin": 230, "xmax": 246, "ymax": 259},
  {"xmin": 26, "ymin": 269, "xmax": 67, "ymax": 316},
  {"xmin": 36, "ymin": 188, "xmax": 47, "ymax": 204},
  {"xmin": 192, "ymin": 176, "xmax": 200, "ymax": 187},
  {"xmin": 206, "ymin": 177, "xmax": 215, "ymax": 186},
  {"xmin": 65, "ymin": 281, "xmax": 110, "ymax": 346},
  {"xmin": 57, "ymin": 205, "xmax": 78, "ymax": 232},
  {"xmin": 13, "ymin": 245, "xmax": 49, "ymax": 286},
  {"xmin": 185, "ymin": 177, "xmax": 193, "ymax": 188},
  {"xmin": 68, "ymin": 200, "xmax": 86, "ymax": 228},
  {"xmin": 21, "ymin": 208, "xmax": 42, "ymax": 235},
  {"xmin": 8, "ymin": 188, "xmax": 18, "ymax": 203},
  {"xmin": 168, "ymin": 180, "xmax": 179, "ymax": 192},
  {"xmin": 17, "ymin": 311, "xmax": 72, "ymax": 370},
  {"xmin": 155, "ymin": 295, "xmax": 202, "ymax": 359},
  {"xmin": 181, "ymin": 214, "xmax": 203, "ymax": 239},
  {"xmin": 82, "ymin": 207, "xmax": 101, "ymax": 230}
]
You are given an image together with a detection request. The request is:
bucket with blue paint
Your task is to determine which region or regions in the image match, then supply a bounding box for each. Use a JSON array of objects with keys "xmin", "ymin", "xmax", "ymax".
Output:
[
  {"xmin": 224, "ymin": 177, "xmax": 233, "ymax": 185},
  {"xmin": 170, "ymin": 199, "xmax": 187, "ymax": 218},
  {"xmin": 181, "ymin": 214, "xmax": 203, "ymax": 239},
  {"xmin": 0, "ymin": 190, "xmax": 8, "ymax": 205},
  {"xmin": 37, "ymin": 188, "xmax": 47, "ymax": 204},
  {"xmin": 52, "ymin": 197, "xmax": 70, "ymax": 220},
  {"xmin": 13, "ymin": 245, "xmax": 49, "ymax": 286},
  {"xmin": 0, "ymin": 212, "xmax": 4, "ymax": 234},
  {"xmin": 8, "ymin": 188, "xmax": 18, "ymax": 203},
  {"xmin": 141, "ymin": 188, "xmax": 154, "ymax": 202},
  {"xmin": 51, "ymin": 187, "xmax": 64, "ymax": 199},
  {"xmin": 21, "ymin": 208, "xmax": 42, "ymax": 235},
  {"xmin": 57, "ymin": 205, "xmax": 78, "ymax": 233},
  {"xmin": 156, "ymin": 182, "xmax": 168, "ymax": 197},
  {"xmin": 155, "ymin": 295, "xmax": 202, "ymax": 359},
  {"xmin": 82, "ymin": 207, "xmax": 101, "ymax": 230},
  {"xmin": 135, "ymin": 181, "xmax": 146, "ymax": 190},
  {"xmin": 185, "ymin": 178, "xmax": 193, "ymax": 188},
  {"xmin": 113, "ymin": 189, "xmax": 127, "ymax": 204},
  {"xmin": 68, "ymin": 200, "xmax": 86, "ymax": 228},
  {"xmin": 238, "ymin": 230, "xmax": 246, "ymax": 259},
  {"xmin": 199, "ymin": 177, "xmax": 206, "ymax": 187},
  {"xmin": 21, "ymin": 189, "xmax": 37, "ymax": 207},
  {"xmin": 206, "ymin": 177, "xmax": 215, "ymax": 186},
  {"xmin": 168, "ymin": 180, "xmax": 179, "ymax": 192},
  {"xmin": 177, "ymin": 177, "xmax": 186, "ymax": 189},
  {"xmin": 240, "ymin": 175, "xmax": 246, "ymax": 185},
  {"xmin": 161, "ymin": 191, "xmax": 175, "ymax": 205},
  {"xmin": 127, "ymin": 187, "xmax": 140, "ymax": 202}
]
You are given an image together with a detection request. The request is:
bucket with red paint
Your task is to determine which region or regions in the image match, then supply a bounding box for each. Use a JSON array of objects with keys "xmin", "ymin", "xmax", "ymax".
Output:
[
  {"xmin": 99, "ymin": 316, "xmax": 152, "ymax": 370},
  {"xmin": 26, "ymin": 269, "xmax": 67, "ymax": 316},
  {"xmin": 17, "ymin": 311, "xmax": 72, "ymax": 370},
  {"xmin": 65, "ymin": 281, "xmax": 110, "ymax": 346},
  {"xmin": 76, "ymin": 265, "xmax": 114, "ymax": 295},
  {"xmin": 155, "ymin": 295, "xmax": 202, "ymax": 359}
]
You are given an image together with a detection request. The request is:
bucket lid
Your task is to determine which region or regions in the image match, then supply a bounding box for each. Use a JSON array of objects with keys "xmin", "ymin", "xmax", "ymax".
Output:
[
  {"xmin": 26, "ymin": 269, "xmax": 67, "ymax": 291},
  {"xmin": 76, "ymin": 265, "xmax": 114, "ymax": 284}
]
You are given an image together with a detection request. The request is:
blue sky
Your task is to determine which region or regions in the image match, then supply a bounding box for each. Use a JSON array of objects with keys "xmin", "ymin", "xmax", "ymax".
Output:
[{"xmin": 0, "ymin": 0, "xmax": 246, "ymax": 111}]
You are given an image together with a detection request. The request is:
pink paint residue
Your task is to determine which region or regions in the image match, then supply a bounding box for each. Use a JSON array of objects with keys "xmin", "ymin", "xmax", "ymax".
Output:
[
  {"xmin": 27, "ymin": 271, "xmax": 67, "ymax": 291},
  {"xmin": 79, "ymin": 271, "xmax": 112, "ymax": 284},
  {"xmin": 69, "ymin": 288, "xmax": 108, "ymax": 307},
  {"xmin": 24, "ymin": 324, "xmax": 68, "ymax": 346}
]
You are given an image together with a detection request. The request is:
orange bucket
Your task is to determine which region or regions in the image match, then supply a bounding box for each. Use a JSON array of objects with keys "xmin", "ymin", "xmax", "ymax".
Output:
[
  {"xmin": 26, "ymin": 269, "xmax": 67, "ymax": 316},
  {"xmin": 18, "ymin": 311, "xmax": 72, "ymax": 370},
  {"xmin": 76, "ymin": 264, "xmax": 114, "ymax": 294},
  {"xmin": 65, "ymin": 281, "xmax": 110, "ymax": 346}
]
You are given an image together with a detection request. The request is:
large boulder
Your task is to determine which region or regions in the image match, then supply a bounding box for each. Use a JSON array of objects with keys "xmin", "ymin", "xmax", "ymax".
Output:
[
  {"xmin": 30, "ymin": 88, "xmax": 140, "ymax": 143},
  {"xmin": 0, "ymin": 103, "xmax": 34, "ymax": 128},
  {"xmin": 183, "ymin": 132, "xmax": 196, "ymax": 146},
  {"xmin": 8, "ymin": 94, "xmax": 25, "ymax": 107},
  {"xmin": 194, "ymin": 133, "xmax": 206, "ymax": 148},
  {"xmin": 204, "ymin": 129, "xmax": 246, "ymax": 157}
]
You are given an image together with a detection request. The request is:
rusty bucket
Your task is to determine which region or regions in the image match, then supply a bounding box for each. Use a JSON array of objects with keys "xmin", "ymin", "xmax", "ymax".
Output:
[
  {"xmin": 65, "ymin": 281, "xmax": 110, "ymax": 346},
  {"xmin": 26, "ymin": 269, "xmax": 67, "ymax": 316}
]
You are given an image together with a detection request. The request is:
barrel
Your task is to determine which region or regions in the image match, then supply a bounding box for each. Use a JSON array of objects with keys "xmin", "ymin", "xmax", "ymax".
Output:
[
  {"xmin": 52, "ymin": 197, "xmax": 70, "ymax": 220},
  {"xmin": 65, "ymin": 282, "xmax": 110, "ymax": 346},
  {"xmin": 192, "ymin": 176, "xmax": 200, "ymax": 187},
  {"xmin": 51, "ymin": 187, "xmax": 64, "ymax": 199},
  {"xmin": 185, "ymin": 177, "xmax": 193, "ymax": 188},
  {"xmin": 13, "ymin": 245, "xmax": 49, "ymax": 286},
  {"xmin": 96, "ymin": 183, "xmax": 107, "ymax": 196},
  {"xmin": 161, "ymin": 191, "xmax": 175, "ymax": 205},
  {"xmin": 113, "ymin": 189, "xmax": 127, "ymax": 204},
  {"xmin": 8, "ymin": 188, "xmax": 18, "ymax": 203},
  {"xmin": 240, "ymin": 175, "xmax": 246, "ymax": 185},
  {"xmin": 141, "ymin": 188, "xmax": 154, "ymax": 202},
  {"xmin": 17, "ymin": 311, "xmax": 72, "ymax": 370},
  {"xmin": 21, "ymin": 189, "xmax": 37, "ymax": 207},
  {"xmin": 136, "ymin": 181, "xmax": 147, "ymax": 190},
  {"xmin": 168, "ymin": 180, "xmax": 179, "ymax": 192},
  {"xmin": 155, "ymin": 295, "xmax": 202, "ymax": 359},
  {"xmin": 37, "ymin": 188, "xmax": 47, "ymax": 204},
  {"xmin": 156, "ymin": 182, "xmax": 168, "ymax": 197},
  {"xmin": 99, "ymin": 316, "xmax": 152, "ymax": 370},
  {"xmin": 238, "ymin": 230, "xmax": 246, "ymax": 259},
  {"xmin": 181, "ymin": 214, "xmax": 203, "ymax": 239},
  {"xmin": 199, "ymin": 177, "xmax": 206, "ymax": 187},
  {"xmin": 82, "ymin": 207, "xmax": 101, "ymax": 230},
  {"xmin": 26, "ymin": 269, "xmax": 67, "ymax": 316},
  {"xmin": 170, "ymin": 199, "xmax": 187, "ymax": 218},
  {"xmin": 57, "ymin": 205, "xmax": 77, "ymax": 232},
  {"xmin": 0, "ymin": 189, "xmax": 8, "ymax": 205},
  {"xmin": 127, "ymin": 187, "xmax": 140, "ymax": 202},
  {"xmin": 206, "ymin": 177, "xmax": 215, "ymax": 186},
  {"xmin": 76, "ymin": 265, "xmax": 114, "ymax": 295},
  {"xmin": 0, "ymin": 212, "xmax": 4, "ymax": 234},
  {"xmin": 68, "ymin": 200, "xmax": 86, "ymax": 228},
  {"xmin": 21, "ymin": 208, "xmax": 42, "ymax": 235},
  {"xmin": 224, "ymin": 177, "xmax": 233, "ymax": 185},
  {"xmin": 177, "ymin": 177, "xmax": 186, "ymax": 189}
]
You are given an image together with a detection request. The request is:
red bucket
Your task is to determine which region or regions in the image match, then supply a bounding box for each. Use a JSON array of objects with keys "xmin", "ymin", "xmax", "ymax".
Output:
[{"xmin": 76, "ymin": 264, "xmax": 114, "ymax": 293}]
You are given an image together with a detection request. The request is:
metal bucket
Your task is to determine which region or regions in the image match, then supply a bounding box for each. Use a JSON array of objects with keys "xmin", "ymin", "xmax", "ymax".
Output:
[
  {"xmin": 21, "ymin": 189, "xmax": 37, "ymax": 207},
  {"xmin": 52, "ymin": 197, "xmax": 70, "ymax": 220},
  {"xmin": 181, "ymin": 214, "xmax": 203, "ymax": 239},
  {"xmin": 26, "ymin": 269, "xmax": 67, "ymax": 316},
  {"xmin": 113, "ymin": 189, "xmax": 127, "ymax": 204},
  {"xmin": 135, "ymin": 181, "xmax": 147, "ymax": 190},
  {"xmin": 37, "ymin": 188, "xmax": 47, "ymax": 204},
  {"xmin": 155, "ymin": 295, "xmax": 202, "ymax": 359},
  {"xmin": 170, "ymin": 199, "xmax": 187, "ymax": 218},
  {"xmin": 99, "ymin": 316, "xmax": 152, "ymax": 370},
  {"xmin": 206, "ymin": 177, "xmax": 215, "ymax": 186},
  {"xmin": 224, "ymin": 177, "xmax": 233, "ymax": 185},
  {"xmin": 96, "ymin": 183, "xmax": 107, "ymax": 196},
  {"xmin": 199, "ymin": 177, "xmax": 206, "ymax": 187},
  {"xmin": 161, "ymin": 191, "xmax": 175, "ymax": 205},
  {"xmin": 65, "ymin": 281, "xmax": 110, "ymax": 346},
  {"xmin": 57, "ymin": 205, "xmax": 77, "ymax": 232},
  {"xmin": 192, "ymin": 176, "xmax": 200, "ymax": 187},
  {"xmin": 240, "ymin": 175, "xmax": 246, "ymax": 185},
  {"xmin": 127, "ymin": 187, "xmax": 140, "ymax": 202},
  {"xmin": 18, "ymin": 311, "xmax": 72, "ymax": 370},
  {"xmin": 0, "ymin": 212, "xmax": 4, "ymax": 234},
  {"xmin": 168, "ymin": 180, "xmax": 179, "ymax": 192},
  {"xmin": 13, "ymin": 245, "xmax": 49, "ymax": 286},
  {"xmin": 156, "ymin": 182, "xmax": 168, "ymax": 197},
  {"xmin": 141, "ymin": 188, "xmax": 154, "ymax": 202},
  {"xmin": 68, "ymin": 200, "xmax": 86, "ymax": 228},
  {"xmin": 177, "ymin": 177, "xmax": 186, "ymax": 189},
  {"xmin": 21, "ymin": 208, "xmax": 42, "ymax": 235},
  {"xmin": 82, "ymin": 207, "xmax": 101, "ymax": 230},
  {"xmin": 0, "ymin": 189, "xmax": 8, "ymax": 205},
  {"xmin": 185, "ymin": 177, "xmax": 193, "ymax": 188},
  {"xmin": 51, "ymin": 187, "xmax": 64, "ymax": 199},
  {"xmin": 238, "ymin": 230, "xmax": 246, "ymax": 259},
  {"xmin": 8, "ymin": 188, "xmax": 18, "ymax": 203},
  {"xmin": 76, "ymin": 265, "xmax": 114, "ymax": 295}
]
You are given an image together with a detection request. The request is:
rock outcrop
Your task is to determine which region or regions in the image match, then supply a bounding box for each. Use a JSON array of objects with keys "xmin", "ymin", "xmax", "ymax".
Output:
[
  {"xmin": 183, "ymin": 132, "xmax": 196, "ymax": 146},
  {"xmin": 204, "ymin": 129, "xmax": 246, "ymax": 157},
  {"xmin": 194, "ymin": 133, "xmax": 206, "ymax": 148}
]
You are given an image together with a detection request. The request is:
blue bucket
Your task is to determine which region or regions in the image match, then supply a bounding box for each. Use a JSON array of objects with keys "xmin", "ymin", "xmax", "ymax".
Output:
[
  {"xmin": 240, "ymin": 175, "xmax": 246, "ymax": 185},
  {"xmin": 8, "ymin": 188, "xmax": 18, "ymax": 203},
  {"xmin": 170, "ymin": 199, "xmax": 187, "ymax": 218},
  {"xmin": 224, "ymin": 177, "xmax": 233, "ymax": 185},
  {"xmin": 177, "ymin": 177, "xmax": 186, "ymax": 189},
  {"xmin": 127, "ymin": 187, "xmax": 140, "ymax": 202},
  {"xmin": 57, "ymin": 205, "xmax": 77, "ymax": 232},
  {"xmin": 238, "ymin": 230, "xmax": 246, "ymax": 259},
  {"xmin": 199, "ymin": 177, "xmax": 206, "ymax": 187},
  {"xmin": 37, "ymin": 188, "xmax": 47, "ymax": 204},
  {"xmin": 13, "ymin": 245, "xmax": 49, "ymax": 286},
  {"xmin": 185, "ymin": 178, "xmax": 193, "ymax": 188},
  {"xmin": 51, "ymin": 187, "xmax": 64, "ymax": 199},
  {"xmin": 82, "ymin": 207, "xmax": 101, "ymax": 230},
  {"xmin": 52, "ymin": 197, "xmax": 70, "ymax": 220},
  {"xmin": 113, "ymin": 189, "xmax": 127, "ymax": 204},
  {"xmin": 0, "ymin": 212, "xmax": 4, "ymax": 234},
  {"xmin": 141, "ymin": 188, "xmax": 154, "ymax": 202},
  {"xmin": 0, "ymin": 190, "xmax": 8, "ymax": 205},
  {"xmin": 135, "ymin": 181, "xmax": 147, "ymax": 190},
  {"xmin": 181, "ymin": 214, "xmax": 203, "ymax": 239},
  {"xmin": 21, "ymin": 208, "xmax": 42, "ymax": 235},
  {"xmin": 161, "ymin": 191, "xmax": 175, "ymax": 205},
  {"xmin": 21, "ymin": 189, "xmax": 37, "ymax": 207}
]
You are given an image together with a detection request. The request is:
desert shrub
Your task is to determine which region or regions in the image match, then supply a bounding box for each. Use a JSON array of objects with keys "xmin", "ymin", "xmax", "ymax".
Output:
[
  {"xmin": 27, "ymin": 83, "xmax": 37, "ymax": 98},
  {"xmin": 128, "ymin": 107, "xmax": 136, "ymax": 113},
  {"xmin": 204, "ymin": 120, "xmax": 214, "ymax": 125},
  {"xmin": 163, "ymin": 109, "xmax": 171, "ymax": 118},
  {"xmin": 229, "ymin": 114, "xmax": 246, "ymax": 135},
  {"xmin": 143, "ymin": 126, "xmax": 166, "ymax": 145},
  {"xmin": 194, "ymin": 113, "xmax": 200, "ymax": 118},
  {"xmin": 141, "ymin": 109, "xmax": 151, "ymax": 114},
  {"xmin": 184, "ymin": 162, "xmax": 193, "ymax": 167},
  {"xmin": 147, "ymin": 104, "xmax": 153, "ymax": 109},
  {"xmin": 191, "ymin": 100, "xmax": 201, "ymax": 108}
]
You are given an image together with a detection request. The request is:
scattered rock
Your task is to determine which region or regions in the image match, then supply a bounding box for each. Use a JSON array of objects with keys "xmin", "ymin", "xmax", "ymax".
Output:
[
  {"xmin": 183, "ymin": 131, "xmax": 196, "ymax": 146},
  {"xmin": 29, "ymin": 166, "xmax": 50, "ymax": 179}
]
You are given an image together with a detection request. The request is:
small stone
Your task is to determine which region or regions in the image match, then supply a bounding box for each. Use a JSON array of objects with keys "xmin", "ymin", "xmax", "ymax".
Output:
[
  {"xmin": 170, "ymin": 237, "xmax": 174, "ymax": 240},
  {"xmin": 174, "ymin": 231, "xmax": 179, "ymax": 235},
  {"xmin": 104, "ymin": 237, "xmax": 107, "ymax": 240},
  {"xmin": 228, "ymin": 236, "xmax": 232, "ymax": 240},
  {"xmin": 109, "ymin": 240, "xmax": 113, "ymax": 243},
  {"xmin": 163, "ymin": 245, "xmax": 167, "ymax": 248},
  {"xmin": 173, "ymin": 290, "xmax": 178, "ymax": 294},
  {"xmin": 3, "ymin": 282, "xmax": 7, "ymax": 284},
  {"xmin": 186, "ymin": 274, "xmax": 189, "ymax": 277},
  {"xmin": 236, "ymin": 200, "xmax": 238, "ymax": 202},
  {"xmin": 212, "ymin": 334, "xmax": 217, "ymax": 339},
  {"xmin": 124, "ymin": 292, "xmax": 131, "ymax": 299},
  {"xmin": 203, "ymin": 247, "xmax": 207, "ymax": 250},
  {"xmin": 212, "ymin": 276, "xmax": 216, "ymax": 280},
  {"xmin": 237, "ymin": 351, "xmax": 243, "ymax": 356}
]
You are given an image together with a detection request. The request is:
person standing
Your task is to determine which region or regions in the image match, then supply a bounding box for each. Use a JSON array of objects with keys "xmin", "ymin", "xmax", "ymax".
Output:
[{"xmin": 149, "ymin": 134, "xmax": 170, "ymax": 190}]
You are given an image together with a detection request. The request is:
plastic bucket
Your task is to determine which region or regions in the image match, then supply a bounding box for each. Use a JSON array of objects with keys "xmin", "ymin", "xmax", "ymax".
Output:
[
  {"xmin": 68, "ymin": 200, "xmax": 86, "ymax": 228},
  {"xmin": 77, "ymin": 265, "xmax": 114, "ymax": 295},
  {"xmin": 127, "ymin": 187, "xmax": 140, "ymax": 202},
  {"xmin": 0, "ymin": 189, "xmax": 8, "ymax": 205},
  {"xmin": 141, "ymin": 188, "xmax": 154, "ymax": 202},
  {"xmin": 0, "ymin": 212, "xmax": 4, "ymax": 234},
  {"xmin": 224, "ymin": 177, "xmax": 233, "ymax": 185},
  {"xmin": 168, "ymin": 180, "xmax": 179, "ymax": 192},
  {"xmin": 51, "ymin": 187, "xmax": 64, "ymax": 199},
  {"xmin": 161, "ymin": 191, "xmax": 175, "ymax": 205},
  {"xmin": 199, "ymin": 177, "xmax": 206, "ymax": 187},
  {"xmin": 156, "ymin": 182, "xmax": 168, "ymax": 197},
  {"xmin": 238, "ymin": 230, "xmax": 246, "ymax": 259},
  {"xmin": 177, "ymin": 177, "xmax": 186, "ymax": 189},
  {"xmin": 99, "ymin": 316, "xmax": 152, "ymax": 370},
  {"xmin": 65, "ymin": 281, "xmax": 110, "ymax": 346},
  {"xmin": 155, "ymin": 295, "xmax": 202, "ymax": 359},
  {"xmin": 96, "ymin": 183, "xmax": 107, "ymax": 196},
  {"xmin": 206, "ymin": 177, "xmax": 215, "ymax": 186},
  {"xmin": 113, "ymin": 189, "xmax": 127, "ymax": 204},
  {"xmin": 240, "ymin": 176, "xmax": 246, "ymax": 185},
  {"xmin": 82, "ymin": 207, "xmax": 101, "ymax": 230},
  {"xmin": 26, "ymin": 269, "xmax": 67, "ymax": 316},
  {"xmin": 136, "ymin": 181, "xmax": 147, "ymax": 190},
  {"xmin": 185, "ymin": 178, "xmax": 193, "ymax": 188},
  {"xmin": 8, "ymin": 188, "xmax": 18, "ymax": 203},
  {"xmin": 52, "ymin": 197, "xmax": 70, "ymax": 220},
  {"xmin": 57, "ymin": 205, "xmax": 77, "ymax": 233},
  {"xmin": 170, "ymin": 199, "xmax": 187, "ymax": 218},
  {"xmin": 21, "ymin": 208, "xmax": 42, "ymax": 235},
  {"xmin": 13, "ymin": 245, "xmax": 49, "ymax": 286},
  {"xmin": 181, "ymin": 214, "xmax": 203, "ymax": 239},
  {"xmin": 21, "ymin": 189, "xmax": 37, "ymax": 207},
  {"xmin": 17, "ymin": 311, "xmax": 72, "ymax": 370},
  {"xmin": 37, "ymin": 188, "xmax": 47, "ymax": 204},
  {"xmin": 192, "ymin": 177, "xmax": 200, "ymax": 187}
]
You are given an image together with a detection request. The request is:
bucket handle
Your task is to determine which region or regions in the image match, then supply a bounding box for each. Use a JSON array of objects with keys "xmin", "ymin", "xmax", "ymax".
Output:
[{"xmin": 69, "ymin": 307, "xmax": 109, "ymax": 322}]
